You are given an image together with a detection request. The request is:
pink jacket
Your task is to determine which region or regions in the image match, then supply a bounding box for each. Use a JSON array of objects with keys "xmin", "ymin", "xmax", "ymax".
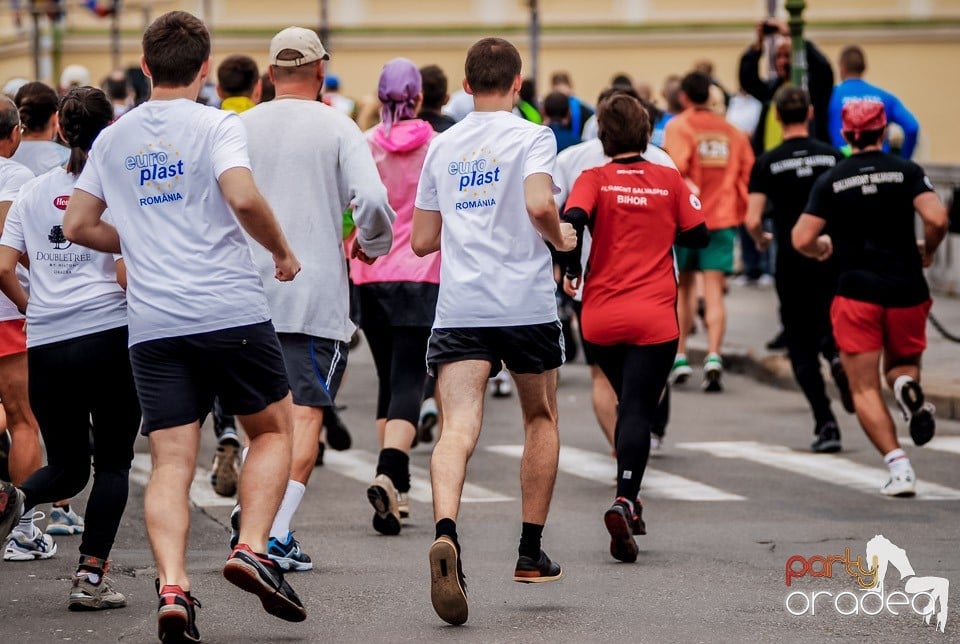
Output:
[{"xmin": 351, "ymin": 119, "xmax": 440, "ymax": 285}]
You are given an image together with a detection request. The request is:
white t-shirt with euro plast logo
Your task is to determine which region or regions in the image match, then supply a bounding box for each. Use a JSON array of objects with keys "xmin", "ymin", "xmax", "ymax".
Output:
[
  {"xmin": 75, "ymin": 99, "xmax": 271, "ymax": 346},
  {"xmin": 1, "ymin": 168, "xmax": 127, "ymax": 347},
  {"xmin": 0, "ymin": 157, "xmax": 35, "ymax": 322},
  {"xmin": 415, "ymin": 110, "xmax": 559, "ymax": 328}
]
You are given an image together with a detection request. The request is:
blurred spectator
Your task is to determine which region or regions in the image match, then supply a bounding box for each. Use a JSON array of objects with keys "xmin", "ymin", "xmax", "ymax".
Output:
[
  {"xmin": 216, "ymin": 54, "xmax": 260, "ymax": 113},
  {"xmin": 634, "ymin": 81, "xmax": 654, "ymax": 104},
  {"xmin": 582, "ymin": 73, "xmax": 636, "ymax": 140},
  {"xmin": 418, "ymin": 64, "xmax": 455, "ymax": 132},
  {"xmin": 356, "ymin": 94, "xmax": 382, "ymax": 131},
  {"xmin": 516, "ymin": 78, "xmax": 542, "ymax": 124},
  {"xmin": 652, "ymin": 74, "xmax": 683, "ymax": 147},
  {"xmin": 125, "ymin": 66, "xmax": 150, "ymax": 105},
  {"xmin": 726, "ymin": 89, "xmax": 763, "ymax": 137},
  {"xmin": 103, "ymin": 70, "xmax": 132, "ymax": 118},
  {"xmin": 543, "ymin": 91, "xmax": 580, "ymax": 153},
  {"xmin": 694, "ymin": 59, "xmax": 731, "ymax": 108},
  {"xmin": 828, "ymin": 45, "xmax": 919, "ymax": 158},
  {"xmin": 2, "ymin": 78, "xmax": 28, "ymax": 100},
  {"xmin": 551, "ymin": 71, "xmax": 593, "ymax": 139},
  {"xmin": 259, "ymin": 71, "xmax": 276, "ymax": 103},
  {"xmin": 12, "ymin": 81, "xmax": 68, "ymax": 174},
  {"xmin": 443, "ymin": 87, "xmax": 474, "ymax": 122},
  {"xmin": 738, "ymin": 20, "xmax": 833, "ymax": 153},
  {"xmin": 324, "ymin": 74, "xmax": 358, "ymax": 119},
  {"xmin": 59, "ymin": 64, "xmax": 90, "ymax": 95}
]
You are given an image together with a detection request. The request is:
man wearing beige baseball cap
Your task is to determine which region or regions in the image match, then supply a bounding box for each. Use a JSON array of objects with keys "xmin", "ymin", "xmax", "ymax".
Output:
[{"xmin": 235, "ymin": 26, "xmax": 395, "ymax": 573}]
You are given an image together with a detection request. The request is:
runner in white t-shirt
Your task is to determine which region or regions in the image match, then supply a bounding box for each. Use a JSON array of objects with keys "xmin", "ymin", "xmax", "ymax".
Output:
[
  {"xmin": 48, "ymin": 11, "xmax": 305, "ymax": 641},
  {"xmin": 0, "ymin": 87, "xmax": 140, "ymax": 610},
  {"xmin": 239, "ymin": 27, "xmax": 395, "ymax": 570},
  {"xmin": 554, "ymin": 85, "xmax": 678, "ymax": 456},
  {"xmin": 412, "ymin": 37, "xmax": 576, "ymax": 626},
  {"xmin": 0, "ymin": 96, "xmax": 47, "ymax": 558}
]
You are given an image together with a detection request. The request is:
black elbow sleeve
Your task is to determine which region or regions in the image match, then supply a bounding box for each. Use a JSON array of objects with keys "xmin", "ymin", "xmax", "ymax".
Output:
[{"xmin": 676, "ymin": 222, "xmax": 710, "ymax": 249}]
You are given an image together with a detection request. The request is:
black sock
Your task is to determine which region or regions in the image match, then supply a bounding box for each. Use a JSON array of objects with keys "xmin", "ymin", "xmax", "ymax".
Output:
[
  {"xmin": 519, "ymin": 522, "xmax": 543, "ymax": 560},
  {"xmin": 435, "ymin": 518, "xmax": 459, "ymax": 551},
  {"xmin": 376, "ymin": 448, "xmax": 411, "ymax": 493}
]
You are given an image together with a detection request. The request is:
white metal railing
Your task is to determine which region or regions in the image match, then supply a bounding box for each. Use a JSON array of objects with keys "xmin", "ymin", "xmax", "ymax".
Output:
[{"xmin": 925, "ymin": 164, "xmax": 960, "ymax": 295}]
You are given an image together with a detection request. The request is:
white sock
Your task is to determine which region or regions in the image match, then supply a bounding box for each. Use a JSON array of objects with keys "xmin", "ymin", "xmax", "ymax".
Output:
[
  {"xmin": 269, "ymin": 480, "xmax": 306, "ymax": 541},
  {"xmin": 883, "ymin": 448, "xmax": 912, "ymax": 475},
  {"xmin": 16, "ymin": 506, "xmax": 35, "ymax": 534},
  {"xmin": 241, "ymin": 446, "xmax": 249, "ymax": 465}
]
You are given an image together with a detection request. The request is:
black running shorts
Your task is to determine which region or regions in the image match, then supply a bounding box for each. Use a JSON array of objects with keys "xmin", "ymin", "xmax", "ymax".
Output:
[
  {"xmin": 277, "ymin": 333, "xmax": 348, "ymax": 409},
  {"xmin": 426, "ymin": 321, "xmax": 565, "ymax": 378},
  {"xmin": 130, "ymin": 321, "xmax": 290, "ymax": 434}
]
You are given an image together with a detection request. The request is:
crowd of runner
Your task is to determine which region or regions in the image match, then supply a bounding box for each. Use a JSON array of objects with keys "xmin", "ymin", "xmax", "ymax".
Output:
[{"xmin": 0, "ymin": 10, "xmax": 948, "ymax": 641}]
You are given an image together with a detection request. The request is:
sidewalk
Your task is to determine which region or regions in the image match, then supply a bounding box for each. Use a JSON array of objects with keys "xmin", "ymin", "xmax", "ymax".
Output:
[{"xmin": 685, "ymin": 282, "xmax": 960, "ymax": 419}]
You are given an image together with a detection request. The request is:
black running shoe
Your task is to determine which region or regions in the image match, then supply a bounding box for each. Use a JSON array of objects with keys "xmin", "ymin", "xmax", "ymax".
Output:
[
  {"xmin": 603, "ymin": 498, "xmax": 639, "ymax": 563},
  {"xmin": 222, "ymin": 544, "xmax": 307, "ymax": 622},
  {"xmin": 897, "ymin": 380, "xmax": 936, "ymax": 446},
  {"xmin": 429, "ymin": 536, "xmax": 468, "ymax": 625},
  {"xmin": 314, "ymin": 442, "xmax": 325, "ymax": 467},
  {"xmin": 156, "ymin": 581, "xmax": 201, "ymax": 643},
  {"xmin": 631, "ymin": 498, "xmax": 647, "ymax": 536},
  {"xmin": 0, "ymin": 481, "xmax": 24, "ymax": 544},
  {"xmin": 830, "ymin": 357, "xmax": 855, "ymax": 414},
  {"xmin": 811, "ymin": 421, "xmax": 842, "ymax": 453},
  {"xmin": 513, "ymin": 549, "xmax": 563, "ymax": 583},
  {"xmin": 322, "ymin": 408, "xmax": 352, "ymax": 451}
]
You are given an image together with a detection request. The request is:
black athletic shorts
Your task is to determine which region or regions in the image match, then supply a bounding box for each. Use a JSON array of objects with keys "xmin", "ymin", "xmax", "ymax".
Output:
[
  {"xmin": 426, "ymin": 321, "xmax": 565, "ymax": 378},
  {"xmin": 130, "ymin": 321, "xmax": 289, "ymax": 434},
  {"xmin": 277, "ymin": 333, "xmax": 348, "ymax": 408}
]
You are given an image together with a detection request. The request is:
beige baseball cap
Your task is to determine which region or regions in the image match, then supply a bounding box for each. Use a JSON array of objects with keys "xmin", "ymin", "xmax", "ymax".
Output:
[{"xmin": 269, "ymin": 27, "xmax": 330, "ymax": 67}]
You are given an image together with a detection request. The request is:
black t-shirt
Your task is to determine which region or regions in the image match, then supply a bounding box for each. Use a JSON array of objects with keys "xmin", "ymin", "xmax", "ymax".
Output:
[
  {"xmin": 749, "ymin": 137, "xmax": 842, "ymax": 273},
  {"xmin": 804, "ymin": 150, "xmax": 934, "ymax": 307},
  {"xmin": 419, "ymin": 110, "xmax": 456, "ymax": 133}
]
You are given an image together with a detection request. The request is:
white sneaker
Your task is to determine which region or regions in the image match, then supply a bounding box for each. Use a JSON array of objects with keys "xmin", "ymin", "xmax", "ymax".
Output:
[
  {"xmin": 650, "ymin": 435, "xmax": 663, "ymax": 451},
  {"xmin": 5, "ymin": 521, "xmax": 57, "ymax": 561},
  {"xmin": 881, "ymin": 467, "xmax": 917, "ymax": 498},
  {"xmin": 46, "ymin": 506, "xmax": 85, "ymax": 535},
  {"xmin": 757, "ymin": 274, "xmax": 775, "ymax": 287},
  {"xmin": 398, "ymin": 492, "xmax": 410, "ymax": 519},
  {"xmin": 491, "ymin": 372, "xmax": 513, "ymax": 398}
]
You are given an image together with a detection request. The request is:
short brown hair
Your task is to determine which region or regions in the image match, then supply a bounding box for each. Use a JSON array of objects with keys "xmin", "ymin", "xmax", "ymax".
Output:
[
  {"xmin": 464, "ymin": 38, "xmax": 521, "ymax": 95},
  {"xmin": 839, "ymin": 45, "xmax": 866, "ymax": 75},
  {"xmin": 142, "ymin": 11, "xmax": 210, "ymax": 88},
  {"xmin": 597, "ymin": 94, "xmax": 651, "ymax": 158},
  {"xmin": 217, "ymin": 55, "xmax": 259, "ymax": 97},
  {"xmin": 775, "ymin": 86, "xmax": 810, "ymax": 126}
]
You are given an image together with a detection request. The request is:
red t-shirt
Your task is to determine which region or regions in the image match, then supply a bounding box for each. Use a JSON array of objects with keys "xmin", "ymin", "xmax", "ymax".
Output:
[{"xmin": 566, "ymin": 158, "xmax": 705, "ymax": 346}]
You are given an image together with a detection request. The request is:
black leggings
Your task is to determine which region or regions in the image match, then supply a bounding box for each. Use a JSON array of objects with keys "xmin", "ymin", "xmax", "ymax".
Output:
[
  {"xmin": 362, "ymin": 321, "xmax": 432, "ymax": 427},
  {"xmin": 592, "ymin": 339, "xmax": 678, "ymax": 502},
  {"xmin": 20, "ymin": 326, "xmax": 141, "ymax": 560}
]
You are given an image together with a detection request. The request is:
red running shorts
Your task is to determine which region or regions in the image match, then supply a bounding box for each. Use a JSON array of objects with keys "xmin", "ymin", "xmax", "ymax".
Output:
[
  {"xmin": 831, "ymin": 296, "xmax": 931, "ymax": 359},
  {"xmin": 0, "ymin": 319, "xmax": 26, "ymax": 359}
]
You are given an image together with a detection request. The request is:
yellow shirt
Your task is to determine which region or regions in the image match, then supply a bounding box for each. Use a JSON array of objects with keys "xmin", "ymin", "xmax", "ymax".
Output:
[{"xmin": 220, "ymin": 96, "xmax": 256, "ymax": 114}]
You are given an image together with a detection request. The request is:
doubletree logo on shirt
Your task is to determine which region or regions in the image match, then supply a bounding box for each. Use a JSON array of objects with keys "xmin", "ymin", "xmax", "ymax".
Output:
[
  {"xmin": 125, "ymin": 142, "xmax": 185, "ymax": 206},
  {"xmin": 448, "ymin": 148, "xmax": 502, "ymax": 211},
  {"xmin": 48, "ymin": 225, "xmax": 72, "ymax": 250}
]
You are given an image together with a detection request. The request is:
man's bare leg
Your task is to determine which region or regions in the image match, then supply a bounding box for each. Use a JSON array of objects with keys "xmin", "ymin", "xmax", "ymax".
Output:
[
  {"xmin": 430, "ymin": 361, "xmax": 488, "ymax": 523},
  {"xmin": 513, "ymin": 370, "xmax": 560, "ymax": 525},
  {"xmin": 676, "ymin": 271, "xmax": 696, "ymax": 357},
  {"xmin": 145, "ymin": 422, "xmax": 201, "ymax": 590},
  {"xmin": 248, "ymin": 396, "xmax": 303, "ymax": 549},
  {"xmin": 589, "ymin": 366, "xmax": 617, "ymax": 456},
  {"xmin": 0, "ymin": 353, "xmax": 41, "ymax": 485},
  {"xmin": 702, "ymin": 270, "xmax": 727, "ymax": 357},
  {"xmin": 842, "ymin": 350, "xmax": 898, "ymax": 454}
]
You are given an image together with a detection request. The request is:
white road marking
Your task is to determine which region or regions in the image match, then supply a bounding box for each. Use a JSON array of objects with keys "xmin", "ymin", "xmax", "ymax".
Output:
[
  {"xmin": 322, "ymin": 449, "xmax": 514, "ymax": 504},
  {"xmin": 911, "ymin": 436, "xmax": 960, "ymax": 456},
  {"xmin": 130, "ymin": 453, "xmax": 237, "ymax": 508},
  {"xmin": 677, "ymin": 441, "xmax": 960, "ymax": 501},
  {"xmin": 485, "ymin": 444, "xmax": 745, "ymax": 502}
]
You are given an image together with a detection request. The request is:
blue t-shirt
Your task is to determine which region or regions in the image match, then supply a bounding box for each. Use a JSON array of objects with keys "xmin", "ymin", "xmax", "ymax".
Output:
[{"xmin": 828, "ymin": 78, "xmax": 920, "ymax": 158}]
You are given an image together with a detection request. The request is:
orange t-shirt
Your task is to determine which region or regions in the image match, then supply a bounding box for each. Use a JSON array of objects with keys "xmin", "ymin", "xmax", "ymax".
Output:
[{"xmin": 663, "ymin": 108, "xmax": 754, "ymax": 230}]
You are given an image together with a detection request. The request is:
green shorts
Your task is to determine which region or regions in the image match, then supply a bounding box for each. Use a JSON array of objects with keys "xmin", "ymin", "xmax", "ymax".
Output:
[{"xmin": 675, "ymin": 226, "xmax": 736, "ymax": 274}]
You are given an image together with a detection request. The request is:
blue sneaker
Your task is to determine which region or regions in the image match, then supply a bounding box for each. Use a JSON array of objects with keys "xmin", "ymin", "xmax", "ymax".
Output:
[
  {"xmin": 46, "ymin": 506, "xmax": 85, "ymax": 535},
  {"xmin": 267, "ymin": 533, "xmax": 313, "ymax": 572}
]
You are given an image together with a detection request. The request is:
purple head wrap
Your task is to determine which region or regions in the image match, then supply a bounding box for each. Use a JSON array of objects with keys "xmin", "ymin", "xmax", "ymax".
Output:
[{"xmin": 378, "ymin": 57, "xmax": 421, "ymax": 135}]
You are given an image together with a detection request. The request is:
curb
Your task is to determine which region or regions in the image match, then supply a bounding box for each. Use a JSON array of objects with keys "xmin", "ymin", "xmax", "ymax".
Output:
[{"xmin": 686, "ymin": 345, "xmax": 960, "ymax": 422}]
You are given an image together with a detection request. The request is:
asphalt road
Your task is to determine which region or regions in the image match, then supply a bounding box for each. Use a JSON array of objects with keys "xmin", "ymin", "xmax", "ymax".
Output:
[{"xmin": 1, "ymin": 341, "xmax": 957, "ymax": 643}]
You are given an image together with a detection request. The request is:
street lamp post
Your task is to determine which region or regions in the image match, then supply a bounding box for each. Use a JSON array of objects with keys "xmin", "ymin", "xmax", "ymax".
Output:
[
  {"xmin": 785, "ymin": 0, "xmax": 807, "ymax": 89},
  {"xmin": 528, "ymin": 0, "xmax": 539, "ymax": 94}
]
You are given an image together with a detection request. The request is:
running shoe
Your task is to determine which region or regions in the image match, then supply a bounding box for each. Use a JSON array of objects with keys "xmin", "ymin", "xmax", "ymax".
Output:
[
  {"xmin": 702, "ymin": 354, "xmax": 723, "ymax": 392},
  {"xmin": 222, "ymin": 544, "xmax": 307, "ymax": 622},
  {"xmin": 670, "ymin": 355, "xmax": 693, "ymax": 385},
  {"xmin": 397, "ymin": 492, "xmax": 410, "ymax": 520},
  {"xmin": 210, "ymin": 430, "xmax": 242, "ymax": 497},
  {"xmin": 418, "ymin": 397, "xmax": 438, "ymax": 444},
  {"xmin": 367, "ymin": 474, "xmax": 401, "ymax": 536},
  {"xmin": 323, "ymin": 408, "xmax": 352, "ymax": 451},
  {"xmin": 428, "ymin": 536, "xmax": 467, "ymax": 625},
  {"xmin": 650, "ymin": 434, "xmax": 663, "ymax": 451},
  {"xmin": 603, "ymin": 498, "xmax": 639, "ymax": 563},
  {"xmin": 513, "ymin": 549, "xmax": 563, "ymax": 583},
  {"xmin": 315, "ymin": 441, "xmax": 325, "ymax": 467},
  {"xmin": 156, "ymin": 581, "xmax": 201, "ymax": 643},
  {"xmin": 491, "ymin": 372, "xmax": 513, "ymax": 398},
  {"xmin": 0, "ymin": 481, "xmax": 24, "ymax": 543},
  {"xmin": 5, "ymin": 519, "xmax": 57, "ymax": 561},
  {"xmin": 830, "ymin": 357, "xmax": 855, "ymax": 414},
  {"xmin": 267, "ymin": 532, "xmax": 313, "ymax": 572},
  {"xmin": 229, "ymin": 504, "xmax": 241, "ymax": 550},
  {"xmin": 46, "ymin": 506, "xmax": 85, "ymax": 535},
  {"xmin": 881, "ymin": 466, "xmax": 917, "ymax": 498},
  {"xmin": 896, "ymin": 380, "xmax": 936, "ymax": 447},
  {"xmin": 69, "ymin": 570, "xmax": 126, "ymax": 611},
  {"xmin": 811, "ymin": 421, "xmax": 842, "ymax": 454}
]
